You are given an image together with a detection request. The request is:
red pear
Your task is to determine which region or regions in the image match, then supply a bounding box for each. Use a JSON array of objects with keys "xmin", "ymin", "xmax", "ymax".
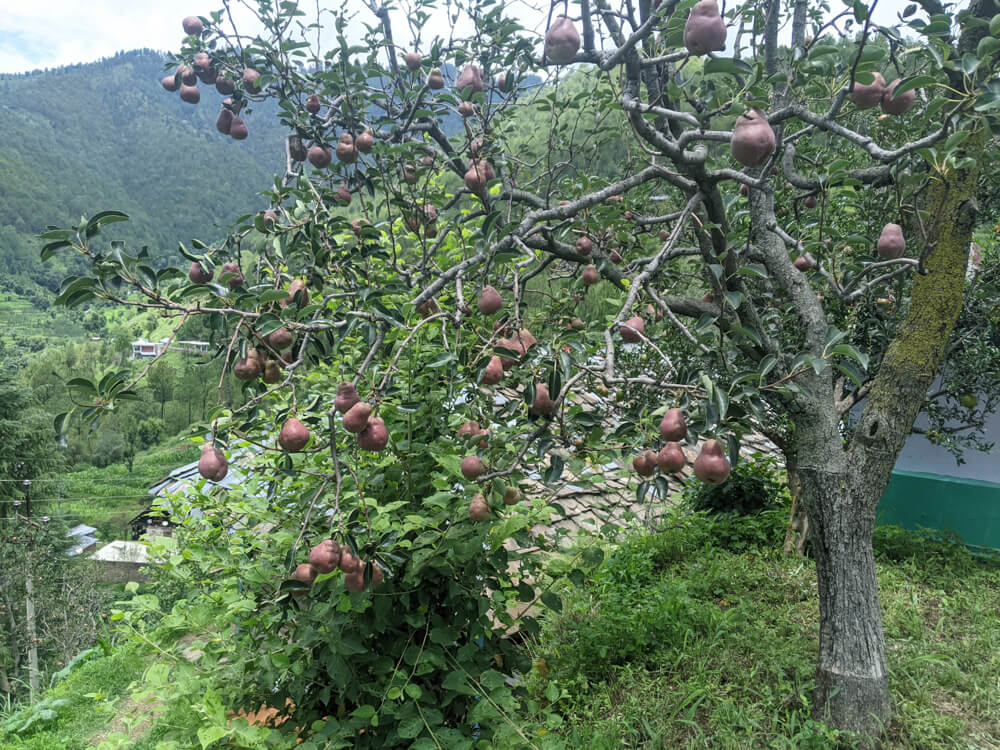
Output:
[
  {"xmin": 335, "ymin": 133, "xmax": 358, "ymax": 164},
  {"xmin": 216, "ymin": 108, "xmax": 233, "ymax": 134},
  {"xmin": 229, "ymin": 118, "xmax": 248, "ymax": 140},
  {"xmin": 850, "ymin": 72, "xmax": 886, "ymax": 110},
  {"xmin": 404, "ymin": 52, "xmax": 422, "ymax": 71},
  {"xmin": 309, "ymin": 539, "xmax": 341, "ymax": 574},
  {"xmin": 334, "ymin": 382, "xmax": 360, "ymax": 414},
  {"xmin": 308, "ymin": 145, "xmax": 332, "ymax": 168},
  {"xmin": 357, "ymin": 417, "xmax": 389, "ymax": 452},
  {"xmin": 265, "ymin": 327, "xmax": 293, "ymax": 351},
  {"xmin": 221, "ymin": 261, "xmax": 243, "ymax": 288},
  {"xmin": 877, "ymin": 223, "xmax": 905, "ymax": 260},
  {"xmin": 461, "ymin": 456, "xmax": 486, "ymax": 480},
  {"xmin": 684, "ymin": 0, "xmax": 727, "ymax": 55},
  {"xmin": 198, "ymin": 441, "xmax": 228, "ymax": 481},
  {"xmin": 455, "ymin": 64, "xmax": 485, "ymax": 94},
  {"xmin": 545, "ymin": 16, "xmax": 580, "ymax": 65},
  {"xmin": 881, "ymin": 78, "xmax": 916, "ymax": 115},
  {"xmin": 633, "ymin": 450, "xmax": 657, "ymax": 477},
  {"xmin": 656, "ymin": 442, "xmax": 687, "ymax": 474},
  {"xmin": 182, "ymin": 16, "xmax": 204, "ymax": 35},
  {"xmin": 290, "ymin": 563, "xmax": 318, "ymax": 589},
  {"xmin": 179, "ymin": 84, "xmax": 200, "ymax": 104},
  {"xmin": 730, "ymin": 109, "xmax": 775, "ymax": 167},
  {"xmin": 305, "ymin": 94, "xmax": 321, "ymax": 114},
  {"xmin": 278, "ymin": 418, "xmax": 310, "ymax": 452},
  {"xmin": 343, "ymin": 402, "xmax": 373, "ymax": 433},
  {"xmin": 620, "ymin": 316, "xmax": 645, "ymax": 343},
  {"xmin": 242, "ymin": 67, "xmax": 261, "ymax": 93},
  {"xmin": 693, "ymin": 439, "xmax": 731, "ymax": 484},
  {"xmin": 427, "ymin": 68, "xmax": 445, "ymax": 89},
  {"xmin": 529, "ymin": 384, "xmax": 556, "ymax": 416},
  {"xmin": 477, "ymin": 285, "xmax": 503, "ymax": 315},
  {"xmin": 188, "ymin": 261, "xmax": 213, "ymax": 283},
  {"xmin": 659, "ymin": 408, "xmax": 687, "ymax": 442},
  {"xmin": 355, "ymin": 129, "xmax": 375, "ymax": 153},
  {"xmin": 582, "ymin": 264, "xmax": 599, "ymax": 285},
  {"xmin": 576, "ymin": 236, "xmax": 593, "ymax": 255},
  {"xmin": 482, "ymin": 356, "xmax": 504, "ymax": 385},
  {"xmin": 469, "ymin": 493, "xmax": 491, "ymax": 522}
]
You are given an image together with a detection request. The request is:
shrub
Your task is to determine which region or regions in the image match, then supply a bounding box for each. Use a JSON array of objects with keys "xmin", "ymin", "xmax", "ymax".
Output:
[{"xmin": 682, "ymin": 452, "xmax": 788, "ymax": 516}]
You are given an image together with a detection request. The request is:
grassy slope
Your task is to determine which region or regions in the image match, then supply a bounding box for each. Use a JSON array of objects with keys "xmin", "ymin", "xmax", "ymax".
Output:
[
  {"xmin": 530, "ymin": 514, "xmax": 1000, "ymax": 749},
  {"xmin": 32, "ymin": 435, "xmax": 199, "ymax": 540},
  {"xmin": 0, "ymin": 648, "xmax": 144, "ymax": 750}
]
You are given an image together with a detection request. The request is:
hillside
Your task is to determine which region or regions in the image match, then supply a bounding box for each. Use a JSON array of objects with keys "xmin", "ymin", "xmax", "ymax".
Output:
[{"xmin": 0, "ymin": 50, "xmax": 286, "ymax": 353}]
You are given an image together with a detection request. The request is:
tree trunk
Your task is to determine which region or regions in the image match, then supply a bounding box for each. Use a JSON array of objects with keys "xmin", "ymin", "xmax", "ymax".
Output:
[
  {"xmin": 25, "ymin": 572, "xmax": 39, "ymax": 698},
  {"xmin": 801, "ymin": 467, "xmax": 890, "ymax": 735},
  {"xmin": 782, "ymin": 453, "xmax": 809, "ymax": 556}
]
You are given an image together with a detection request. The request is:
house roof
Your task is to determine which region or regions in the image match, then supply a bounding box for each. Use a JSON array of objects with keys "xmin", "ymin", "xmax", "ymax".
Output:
[
  {"xmin": 67, "ymin": 535, "xmax": 98, "ymax": 557},
  {"xmin": 91, "ymin": 540, "xmax": 151, "ymax": 564},
  {"xmin": 148, "ymin": 448, "xmax": 249, "ymax": 497},
  {"xmin": 67, "ymin": 524, "xmax": 97, "ymax": 538}
]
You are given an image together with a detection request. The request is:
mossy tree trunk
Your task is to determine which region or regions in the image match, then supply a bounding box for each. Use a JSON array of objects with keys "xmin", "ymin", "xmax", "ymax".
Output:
[{"xmin": 806, "ymin": 152, "xmax": 980, "ymax": 735}]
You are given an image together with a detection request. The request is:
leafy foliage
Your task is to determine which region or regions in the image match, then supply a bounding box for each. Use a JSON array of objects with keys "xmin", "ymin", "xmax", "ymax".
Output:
[
  {"xmin": 682, "ymin": 452, "xmax": 789, "ymax": 516},
  {"xmin": 31, "ymin": 0, "xmax": 1000, "ymax": 742}
]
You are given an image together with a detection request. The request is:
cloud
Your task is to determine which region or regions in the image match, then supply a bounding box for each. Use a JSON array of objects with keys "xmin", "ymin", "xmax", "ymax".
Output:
[
  {"xmin": 0, "ymin": 0, "xmax": 261, "ymax": 74},
  {"xmin": 0, "ymin": 0, "xmax": 916, "ymax": 76}
]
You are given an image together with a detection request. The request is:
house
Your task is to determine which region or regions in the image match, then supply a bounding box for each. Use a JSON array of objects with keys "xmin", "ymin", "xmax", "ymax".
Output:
[
  {"xmin": 129, "ymin": 447, "xmax": 250, "ymax": 539},
  {"xmin": 66, "ymin": 524, "xmax": 98, "ymax": 557},
  {"xmin": 130, "ymin": 338, "xmax": 168, "ymax": 359},
  {"xmin": 130, "ymin": 338, "xmax": 212, "ymax": 359},
  {"xmin": 89, "ymin": 540, "xmax": 152, "ymax": 583}
]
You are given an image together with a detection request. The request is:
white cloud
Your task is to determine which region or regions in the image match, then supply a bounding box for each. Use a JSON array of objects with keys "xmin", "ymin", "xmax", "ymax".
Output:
[{"xmin": 0, "ymin": 0, "xmax": 918, "ymax": 76}]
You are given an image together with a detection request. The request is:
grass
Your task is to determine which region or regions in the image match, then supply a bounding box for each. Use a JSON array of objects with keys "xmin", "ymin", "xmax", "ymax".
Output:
[
  {"xmin": 33, "ymin": 435, "xmax": 199, "ymax": 540},
  {"xmin": 0, "ymin": 647, "xmax": 144, "ymax": 750},
  {"xmin": 4, "ymin": 508, "xmax": 997, "ymax": 749},
  {"xmin": 528, "ymin": 512, "xmax": 1000, "ymax": 749}
]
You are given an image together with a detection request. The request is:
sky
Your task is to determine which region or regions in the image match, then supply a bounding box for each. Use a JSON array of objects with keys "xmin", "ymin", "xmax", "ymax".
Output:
[{"xmin": 0, "ymin": 0, "xmax": 919, "ymax": 75}]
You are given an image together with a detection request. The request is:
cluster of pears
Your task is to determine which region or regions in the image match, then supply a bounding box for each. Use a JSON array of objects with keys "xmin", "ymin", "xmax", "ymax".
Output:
[
  {"xmin": 850, "ymin": 73, "xmax": 917, "ymax": 115},
  {"xmin": 455, "ymin": 419, "xmax": 521, "ymax": 522},
  {"xmin": 304, "ymin": 128, "xmax": 375, "ymax": 170},
  {"xmin": 335, "ymin": 382, "xmax": 389, "ymax": 452},
  {"xmin": 631, "ymin": 408, "xmax": 732, "ymax": 485},
  {"xmin": 290, "ymin": 539, "xmax": 384, "ymax": 594},
  {"xmin": 161, "ymin": 16, "xmax": 257, "ymax": 140}
]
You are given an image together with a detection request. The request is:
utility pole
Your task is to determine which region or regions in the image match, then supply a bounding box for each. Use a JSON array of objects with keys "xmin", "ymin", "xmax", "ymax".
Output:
[{"xmin": 22, "ymin": 480, "xmax": 39, "ymax": 699}]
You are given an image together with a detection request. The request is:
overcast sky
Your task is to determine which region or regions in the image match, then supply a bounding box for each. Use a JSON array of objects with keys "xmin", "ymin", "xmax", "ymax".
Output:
[{"xmin": 0, "ymin": 0, "xmax": 918, "ymax": 75}]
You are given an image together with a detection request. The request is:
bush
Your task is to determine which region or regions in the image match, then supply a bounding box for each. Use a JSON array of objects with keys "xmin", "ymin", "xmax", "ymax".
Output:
[{"xmin": 682, "ymin": 452, "xmax": 788, "ymax": 516}]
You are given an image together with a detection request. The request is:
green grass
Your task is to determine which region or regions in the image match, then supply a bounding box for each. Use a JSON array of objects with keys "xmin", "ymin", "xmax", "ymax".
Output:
[
  {"xmin": 0, "ymin": 647, "xmax": 145, "ymax": 750},
  {"xmin": 529, "ymin": 513, "xmax": 1000, "ymax": 749},
  {"xmin": 33, "ymin": 435, "xmax": 199, "ymax": 539}
]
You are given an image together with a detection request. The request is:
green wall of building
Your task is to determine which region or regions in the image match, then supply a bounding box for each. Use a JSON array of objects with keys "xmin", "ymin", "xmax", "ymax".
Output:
[{"xmin": 877, "ymin": 470, "xmax": 1000, "ymax": 554}]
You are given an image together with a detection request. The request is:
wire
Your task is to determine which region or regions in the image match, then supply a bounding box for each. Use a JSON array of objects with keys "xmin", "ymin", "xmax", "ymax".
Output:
[{"xmin": 0, "ymin": 494, "xmax": 155, "ymax": 504}]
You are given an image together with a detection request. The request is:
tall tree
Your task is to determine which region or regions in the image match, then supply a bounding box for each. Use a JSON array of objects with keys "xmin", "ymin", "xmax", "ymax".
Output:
[{"xmin": 41, "ymin": 0, "xmax": 1000, "ymax": 742}]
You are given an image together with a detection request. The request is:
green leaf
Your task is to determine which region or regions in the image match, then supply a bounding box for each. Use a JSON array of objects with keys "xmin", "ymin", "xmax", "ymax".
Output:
[
  {"xmin": 197, "ymin": 726, "xmax": 227, "ymax": 748},
  {"xmin": 517, "ymin": 581, "xmax": 534, "ymax": 602},
  {"xmin": 544, "ymin": 455, "xmax": 564, "ymax": 483},
  {"xmin": 703, "ymin": 57, "xmax": 752, "ymax": 75},
  {"xmin": 397, "ymin": 715, "xmax": 425, "ymax": 739},
  {"xmin": 540, "ymin": 591, "xmax": 562, "ymax": 612},
  {"xmin": 66, "ymin": 378, "xmax": 98, "ymax": 397},
  {"xmin": 829, "ymin": 343, "xmax": 870, "ymax": 370}
]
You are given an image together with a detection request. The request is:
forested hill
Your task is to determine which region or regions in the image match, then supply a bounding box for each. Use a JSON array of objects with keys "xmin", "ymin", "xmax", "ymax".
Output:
[{"xmin": 0, "ymin": 49, "xmax": 286, "ymax": 292}]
